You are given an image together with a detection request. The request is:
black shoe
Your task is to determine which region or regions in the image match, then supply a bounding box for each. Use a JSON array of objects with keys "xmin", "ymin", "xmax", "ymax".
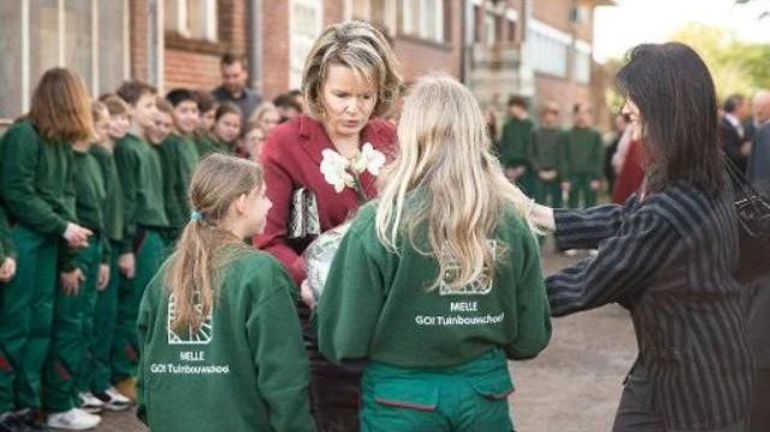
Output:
[
  {"xmin": 0, "ymin": 412, "xmax": 32, "ymax": 432},
  {"xmin": 13, "ymin": 410, "xmax": 48, "ymax": 432}
]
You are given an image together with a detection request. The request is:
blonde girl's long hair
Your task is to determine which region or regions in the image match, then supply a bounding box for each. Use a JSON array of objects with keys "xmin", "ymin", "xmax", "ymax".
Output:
[
  {"xmin": 375, "ymin": 74, "xmax": 534, "ymax": 292},
  {"xmin": 165, "ymin": 154, "xmax": 264, "ymax": 331}
]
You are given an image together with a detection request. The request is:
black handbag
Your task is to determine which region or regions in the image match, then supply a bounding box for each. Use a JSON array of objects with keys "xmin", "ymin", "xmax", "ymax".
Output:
[{"xmin": 725, "ymin": 156, "xmax": 770, "ymax": 283}]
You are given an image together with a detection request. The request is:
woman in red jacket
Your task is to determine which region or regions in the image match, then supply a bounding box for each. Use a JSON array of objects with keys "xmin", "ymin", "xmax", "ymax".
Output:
[{"xmin": 254, "ymin": 21, "xmax": 402, "ymax": 432}]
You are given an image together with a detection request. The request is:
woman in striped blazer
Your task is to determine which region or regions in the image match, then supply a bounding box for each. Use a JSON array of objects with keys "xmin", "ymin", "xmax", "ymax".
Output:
[{"xmin": 527, "ymin": 43, "xmax": 754, "ymax": 431}]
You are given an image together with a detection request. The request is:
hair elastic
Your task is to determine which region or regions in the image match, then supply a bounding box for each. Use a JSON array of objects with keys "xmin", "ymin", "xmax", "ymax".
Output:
[{"xmin": 190, "ymin": 211, "xmax": 203, "ymax": 223}]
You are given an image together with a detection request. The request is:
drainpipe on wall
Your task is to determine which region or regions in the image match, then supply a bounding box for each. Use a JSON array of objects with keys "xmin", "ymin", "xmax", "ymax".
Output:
[{"xmin": 247, "ymin": 0, "xmax": 263, "ymax": 95}]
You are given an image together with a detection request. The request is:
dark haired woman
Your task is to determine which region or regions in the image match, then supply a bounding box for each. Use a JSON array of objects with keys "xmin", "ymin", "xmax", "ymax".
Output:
[{"xmin": 526, "ymin": 42, "xmax": 753, "ymax": 431}]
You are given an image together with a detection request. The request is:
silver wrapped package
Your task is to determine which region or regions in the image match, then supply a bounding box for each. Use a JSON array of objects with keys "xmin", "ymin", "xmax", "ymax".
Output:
[{"xmin": 303, "ymin": 223, "xmax": 351, "ymax": 300}]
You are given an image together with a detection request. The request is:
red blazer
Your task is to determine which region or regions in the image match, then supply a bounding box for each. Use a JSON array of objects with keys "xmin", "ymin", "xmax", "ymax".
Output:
[
  {"xmin": 254, "ymin": 114, "xmax": 397, "ymax": 284},
  {"xmin": 611, "ymin": 138, "xmax": 646, "ymax": 204}
]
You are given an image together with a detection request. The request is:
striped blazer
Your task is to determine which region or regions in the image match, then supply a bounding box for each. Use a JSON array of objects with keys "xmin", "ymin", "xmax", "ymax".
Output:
[{"xmin": 547, "ymin": 183, "xmax": 754, "ymax": 430}]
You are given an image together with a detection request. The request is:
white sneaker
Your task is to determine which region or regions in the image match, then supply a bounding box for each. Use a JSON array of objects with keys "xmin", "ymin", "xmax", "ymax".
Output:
[
  {"xmin": 78, "ymin": 392, "xmax": 104, "ymax": 414},
  {"xmin": 92, "ymin": 387, "xmax": 132, "ymax": 411},
  {"xmin": 564, "ymin": 249, "xmax": 579, "ymax": 257},
  {"xmin": 47, "ymin": 408, "xmax": 101, "ymax": 430}
]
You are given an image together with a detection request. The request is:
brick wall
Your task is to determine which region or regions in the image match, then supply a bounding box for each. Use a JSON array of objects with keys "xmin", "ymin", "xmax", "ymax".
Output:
[
  {"xmin": 532, "ymin": 0, "xmax": 593, "ymax": 41},
  {"xmin": 261, "ymin": 0, "xmax": 291, "ymax": 100},
  {"xmin": 130, "ymin": 0, "xmax": 149, "ymax": 82},
  {"xmin": 164, "ymin": 49, "xmax": 222, "ymax": 92}
]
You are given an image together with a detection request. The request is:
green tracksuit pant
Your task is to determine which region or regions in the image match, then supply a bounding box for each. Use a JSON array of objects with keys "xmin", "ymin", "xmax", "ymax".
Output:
[
  {"xmin": 0, "ymin": 227, "xmax": 59, "ymax": 413},
  {"xmin": 533, "ymin": 178, "xmax": 563, "ymax": 208},
  {"xmin": 568, "ymin": 174, "xmax": 598, "ymax": 209},
  {"xmin": 361, "ymin": 349, "xmax": 515, "ymax": 432},
  {"xmin": 88, "ymin": 241, "xmax": 121, "ymax": 393},
  {"xmin": 111, "ymin": 228, "xmax": 166, "ymax": 382},
  {"xmin": 43, "ymin": 238, "xmax": 102, "ymax": 412}
]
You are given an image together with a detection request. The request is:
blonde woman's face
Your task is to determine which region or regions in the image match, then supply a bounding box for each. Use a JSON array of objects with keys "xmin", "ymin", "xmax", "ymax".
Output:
[{"xmin": 320, "ymin": 64, "xmax": 377, "ymax": 139}]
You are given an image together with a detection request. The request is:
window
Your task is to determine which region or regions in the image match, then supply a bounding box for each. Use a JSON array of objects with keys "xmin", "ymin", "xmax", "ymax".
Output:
[
  {"xmin": 1, "ymin": 0, "xmax": 130, "ymax": 120},
  {"xmin": 164, "ymin": 0, "xmax": 218, "ymax": 41},
  {"xmin": 401, "ymin": 0, "xmax": 445, "ymax": 43},
  {"xmin": 370, "ymin": 0, "xmax": 397, "ymax": 35},
  {"xmin": 290, "ymin": 0, "xmax": 323, "ymax": 89},
  {"xmin": 527, "ymin": 19, "xmax": 570, "ymax": 78},
  {"xmin": 574, "ymin": 41, "xmax": 592, "ymax": 84}
]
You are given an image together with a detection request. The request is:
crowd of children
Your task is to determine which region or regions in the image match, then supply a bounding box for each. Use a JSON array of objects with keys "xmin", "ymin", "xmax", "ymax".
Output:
[{"xmin": 0, "ymin": 66, "xmax": 300, "ymax": 431}]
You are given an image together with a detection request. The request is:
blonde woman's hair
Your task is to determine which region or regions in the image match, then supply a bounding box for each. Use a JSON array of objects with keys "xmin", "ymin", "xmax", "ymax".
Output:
[
  {"xmin": 28, "ymin": 67, "xmax": 94, "ymax": 143},
  {"xmin": 302, "ymin": 20, "xmax": 402, "ymax": 119},
  {"xmin": 376, "ymin": 74, "xmax": 534, "ymax": 292},
  {"xmin": 165, "ymin": 154, "xmax": 264, "ymax": 331}
]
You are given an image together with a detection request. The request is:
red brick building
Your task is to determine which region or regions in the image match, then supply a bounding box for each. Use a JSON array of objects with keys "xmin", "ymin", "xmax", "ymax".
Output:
[{"xmin": 0, "ymin": 0, "xmax": 610, "ymax": 128}]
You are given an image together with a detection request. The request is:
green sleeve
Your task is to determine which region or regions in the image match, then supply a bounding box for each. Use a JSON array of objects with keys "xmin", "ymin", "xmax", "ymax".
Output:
[
  {"xmin": 0, "ymin": 204, "xmax": 15, "ymax": 260},
  {"xmin": 0, "ymin": 125, "xmax": 69, "ymax": 235},
  {"xmin": 159, "ymin": 139, "xmax": 183, "ymax": 230},
  {"xmin": 560, "ymin": 132, "xmax": 571, "ymax": 180},
  {"xmin": 114, "ymin": 143, "xmax": 139, "ymax": 253},
  {"xmin": 505, "ymin": 226, "xmax": 552, "ymax": 360},
  {"xmin": 135, "ymin": 275, "xmax": 158, "ymax": 426},
  {"xmin": 317, "ymin": 218, "xmax": 385, "ymax": 364},
  {"xmin": 246, "ymin": 265, "xmax": 315, "ymax": 432},
  {"xmin": 592, "ymin": 131, "xmax": 606, "ymax": 180}
]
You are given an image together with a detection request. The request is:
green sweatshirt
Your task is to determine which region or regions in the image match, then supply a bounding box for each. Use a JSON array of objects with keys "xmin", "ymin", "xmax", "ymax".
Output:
[
  {"xmin": 114, "ymin": 133, "xmax": 168, "ymax": 253},
  {"xmin": 563, "ymin": 127, "xmax": 605, "ymax": 179},
  {"xmin": 530, "ymin": 127, "xmax": 567, "ymax": 176},
  {"xmin": 195, "ymin": 135, "xmax": 232, "ymax": 158},
  {"xmin": 137, "ymin": 250, "xmax": 314, "ymax": 432},
  {"xmin": 0, "ymin": 204, "xmax": 15, "ymax": 262},
  {"xmin": 499, "ymin": 117, "xmax": 535, "ymax": 168},
  {"xmin": 69, "ymin": 149, "xmax": 110, "ymax": 264},
  {"xmin": 159, "ymin": 134, "xmax": 199, "ymax": 231},
  {"xmin": 317, "ymin": 202, "xmax": 552, "ymax": 369},
  {"xmin": 90, "ymin": 145, "xmax": 125, "ymax": 243},
  {"xmin": 0, "ymin": 121, "xmax": 75, "ymax": 236}
]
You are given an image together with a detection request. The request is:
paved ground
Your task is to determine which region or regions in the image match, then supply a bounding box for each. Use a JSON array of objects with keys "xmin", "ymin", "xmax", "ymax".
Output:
[{"xmin": 90, "ymin": 245, "xmax": 636, "ymax": 432}]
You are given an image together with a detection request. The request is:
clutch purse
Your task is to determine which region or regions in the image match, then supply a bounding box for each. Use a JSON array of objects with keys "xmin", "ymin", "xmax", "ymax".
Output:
[
  {"xmin": 288, "ymin": 187, "xmax": 321, "ymax": 240},
  {"xmin": 725, "ymin": 155, "xmax": 770, "ymax": 283},
  {"xmin": 303, "ymin": 222, "xmax": 351, "ymax": 301}
]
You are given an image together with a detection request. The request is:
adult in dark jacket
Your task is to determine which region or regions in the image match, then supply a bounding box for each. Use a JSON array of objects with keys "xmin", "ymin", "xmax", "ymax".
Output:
[
  {"xmin": 720, "ymin": 93, "xmax": 752, "ymax": 175},
  {"xmin": 525, "ymin": 42, "xmax": 753, "ymax": 431}
]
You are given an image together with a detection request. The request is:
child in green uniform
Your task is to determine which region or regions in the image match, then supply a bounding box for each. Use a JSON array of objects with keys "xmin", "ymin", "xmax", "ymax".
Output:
[
  {"xmin": 563, "ymin": 103, "xmax": 605, "ymax": 209},
  {"xmin": 316, "ymin": 75, "xmax": 551, "ymax": 432},
  {"xmin": 42, "ymin": 131, "xmax": 108, "ymax": 430},
  {"xmin": 0, "ymin": 68, "xmax": 94, "ymax": 432},
  {"xmin": 192, "ymin": 91, "xmax": 219, "ymax": 157},
  {"xmin": 530, "ymin": 101, "xmax": 567, "ymax": 208},
  {"xmin": 112, "ymin": 81, "xmax": 169, "ymax": 398},
  {"xmin": 210, "ymin": 103, "xmax": 243, "ymax": 156},
  {"xmin": 499, "ymin": 95, "xmax": 536, "ymax": 193},
  {"xmin": 137, "ymin": 154, "xmax": 314, "ymax": 432},
  {"xmin": 86, "ymin": 97, "xmax": 133, "ymax": 411},
  {"xmin": 160, "ymin": 89, "xmax": 201, "ymax": 240}
]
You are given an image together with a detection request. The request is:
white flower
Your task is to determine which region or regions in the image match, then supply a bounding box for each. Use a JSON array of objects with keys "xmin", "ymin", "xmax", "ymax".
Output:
[
  {"xmin": 360, "ymin": 143, "xmax": 386, "ymax": 176},
  {"xmin": 320, "ymin": 149, "xmax": 354, "ymax": 193}
]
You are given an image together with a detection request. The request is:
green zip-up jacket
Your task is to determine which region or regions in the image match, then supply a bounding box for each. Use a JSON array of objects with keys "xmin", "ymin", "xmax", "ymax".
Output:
[
  {"xmin": 563, "ymin": 127, "xmax": 605, "ymax": 179},
  {"xmin": 159, "ymin": 134, "xmax": 199, "ymax": 231},
  {"xmin": 317, "ymin": 202, "xmax": 551, "ymax": 369},
  {"xmin": 90, "ymin": 145, "xmax": 125, "ymax": 243},
  {"xmin": 114, "ymin": 133, "xmax": 168, "ymax": 253},
  {"xmin": 137, "ymin": 250, "xmax": 315, "ymax": 432},
  {"xmin": 499, "ymin": 117, "xmax": 535, "ymax": 168},
  {"xmin": 0, "ymin": 204, "xmax": 16, "ymax": 262},
  {"xmin": 530, "ymin": 127, "xmax": 568, "ymax": 176},
  {"xmin": 0, "ymin": 121, "xmax": 75, "ymax": 236}
]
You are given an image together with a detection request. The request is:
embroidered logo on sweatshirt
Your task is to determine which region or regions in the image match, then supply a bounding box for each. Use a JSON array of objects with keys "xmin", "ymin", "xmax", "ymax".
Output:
[
  {"xmin": 167, "ymin": 292, "xmax": 213, "ymax": 345},
  {"xmin": 438, "ymin": 240, "xmax": 498, "ymax": 296}
]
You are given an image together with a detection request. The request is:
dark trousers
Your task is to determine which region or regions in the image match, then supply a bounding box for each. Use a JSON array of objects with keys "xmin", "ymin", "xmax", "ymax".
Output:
[{"xmin": 613, "ymin": 365, "xmax": 747, "ymax": 432}]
